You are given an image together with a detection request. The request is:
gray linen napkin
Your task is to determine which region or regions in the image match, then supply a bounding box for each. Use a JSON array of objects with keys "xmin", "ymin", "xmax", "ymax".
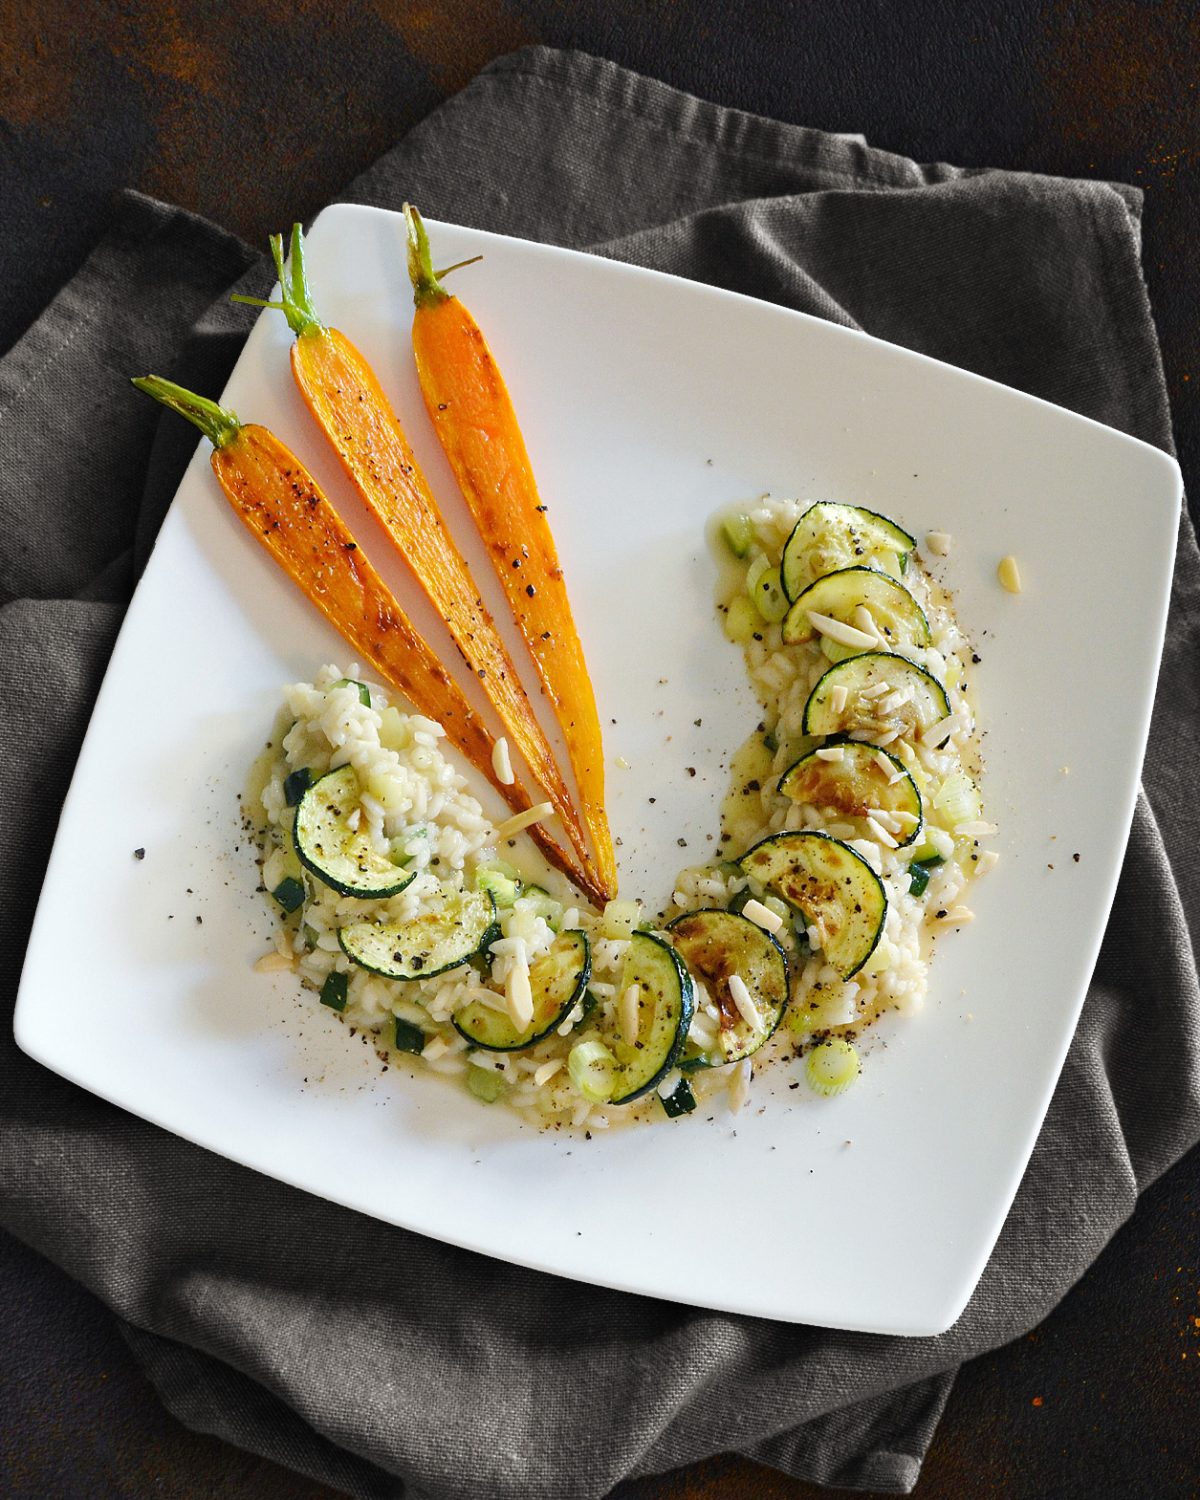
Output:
[{"xmin": 4, "ymin": 47, "xmax": 1199, "ymax": 1500}]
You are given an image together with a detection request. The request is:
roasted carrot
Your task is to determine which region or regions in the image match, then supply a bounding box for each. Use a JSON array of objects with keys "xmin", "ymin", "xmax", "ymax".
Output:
[
  {"xmin": 403, "ymin": 206, "xmax": 617, "ymax": 900},
  {"xmin": 234, "ymin": 227, "xmax": 607, "ymax": 901},
  {"xmin": 131, "ymin": 375, "xmax": 603, "ymax": 904}
]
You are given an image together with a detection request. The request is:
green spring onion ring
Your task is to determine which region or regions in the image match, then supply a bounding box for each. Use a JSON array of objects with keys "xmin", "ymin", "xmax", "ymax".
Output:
[
  {"xmin": 569, "ymin": 1039, "xmax": 617, "ymax": 1102},
  {"xmin": 805, "ymin": 1038, "xmax": 861, "ymax": 1097}
]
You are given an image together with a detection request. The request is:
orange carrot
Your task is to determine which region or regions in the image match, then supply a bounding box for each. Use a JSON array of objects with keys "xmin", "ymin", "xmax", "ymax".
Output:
[
  {"xmin": 131, "ymin": 375, "xmax": 603, "ymax": 904},
  {"xmin": 235, "ymin": 227, "xmax": 607, "ymax": 901},
  {"xmin": 403, "ymin": 206, "xmax": 617, "ymax": 900}
]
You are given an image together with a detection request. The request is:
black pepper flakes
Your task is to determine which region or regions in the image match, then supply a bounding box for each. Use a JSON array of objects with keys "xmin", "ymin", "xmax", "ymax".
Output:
[{"xmin": 133, "ymin": 848, "xmax": 146, "ymax": 861}]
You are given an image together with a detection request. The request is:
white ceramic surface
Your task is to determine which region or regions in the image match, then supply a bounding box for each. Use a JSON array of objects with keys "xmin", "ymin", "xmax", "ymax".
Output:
[{"xmin": 14, "ymin": 203, "xmax": 1181, "ymax": 1334}]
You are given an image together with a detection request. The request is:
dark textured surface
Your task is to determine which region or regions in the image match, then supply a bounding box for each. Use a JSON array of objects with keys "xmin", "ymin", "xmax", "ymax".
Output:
[{"xmin": 2, "ymin": 3, "xmax": 1199, "ymax": 1498}]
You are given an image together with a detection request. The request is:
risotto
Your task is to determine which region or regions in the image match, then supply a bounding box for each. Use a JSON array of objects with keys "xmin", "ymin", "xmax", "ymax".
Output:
[{"xmin": 245, "ymin": 499, "xmax": 992, "ymax": 1128}]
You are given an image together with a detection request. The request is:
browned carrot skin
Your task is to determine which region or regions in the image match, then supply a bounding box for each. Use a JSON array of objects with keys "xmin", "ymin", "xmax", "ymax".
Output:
[
  {"xmin": 404, "ymin": 205, "xmax": 617, "ymax": 900},
  {"xmin": 130, "ymin": 376, "xmax": 603, "ymax": 905},
  {"xmin": 239, "ymin": 226, "xmax": 604, "ymax": 900}
]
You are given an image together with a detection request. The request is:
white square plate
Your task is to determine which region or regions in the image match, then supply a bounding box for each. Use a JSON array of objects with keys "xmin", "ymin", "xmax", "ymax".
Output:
[{"xmin": 15, "ymin": 203, "xmax": 1180, "ymax": 1334}]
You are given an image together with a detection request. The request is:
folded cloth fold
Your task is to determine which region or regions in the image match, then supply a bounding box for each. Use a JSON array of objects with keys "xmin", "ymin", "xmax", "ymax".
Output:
[{"xmin": 3, "ymin": 46, "xmax": 1198, "ymax": 1500}]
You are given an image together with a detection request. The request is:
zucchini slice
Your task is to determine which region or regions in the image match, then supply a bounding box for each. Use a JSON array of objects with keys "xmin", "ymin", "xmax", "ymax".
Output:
[
  {"xmin": 667, "ymin": 909, "xmax": 788, "ymax": 1064},
  {"xmin": 778, "ymin": 742, "xmax": 922, "ymax": 847},
  {"xmin": 781, "ymin": 566, "xmax": 929, "ymax": 650},
  {"xmin": 454, "ymin": 930, "xmax": 591, "ymax": 1051},
  {"xmin": 781, "ymin": 503, "xmax": 916, "ymax": 599},
  {"xmin": 802, "ymin": 651, "xmax": 950, "ymax": 741},
  {"xmin": 294, "ymin": 764, "xmax": 415, "ymax": 899},
  {"xmin": 339, "ymin": 888, "xmax": 498, "ymax": 981},
  {"xmin": 605, "ymin": 932, "xmax": 694, "ymax": 1105},
  {"xmin": 740, "ymin": 831, "xmax": 886, "ymax": 979}
]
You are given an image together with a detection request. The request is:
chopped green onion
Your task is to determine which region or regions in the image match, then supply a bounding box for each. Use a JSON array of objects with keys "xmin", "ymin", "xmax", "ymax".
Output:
[
  {"xmin": 390, "ymin": 826, "xmax": 428, "ymax": 866},
  {"xmin": 820, "ymin": 634, "xmax": 858, "ymax": 664},
  {"xmin": 722, "ymin": 513, "xmax": 754, "ymax": 558},
  {"xmin": 319, "ymin": 971, "xmax": 348, "ymax": 1011},
  {"xmin": 932, "ymin": 767, "xmax": 982, "ymax": 827},
  {"xmin": 723, "ymin": 594, "xmax": 759, "ymax": 644},
  {"xmin": 785, "ymin": 1005, "xmax": 821, "ymax": 1036},
  {"xmin": 660, "ymin": 1077, "xmax": 697, "ymax": 1118},
  {"xmin": 392, "ymin": 1017, "xmax": 425, "ymax": 1054},
  {"xmin": 283, "ymin": 767, "xmax": 313, "ymax": 806},
  {"xmin": 601, "ymin": 898, "xmax": 641, "ymax": 940},
  {"xmin": 467, "ymin": 1064, "xmax": 507, "ymax": 1103},
  {"xmin": 271, "ymin": 876, "xmax": 305, "ymax": 913},
  {"xmin": 475, "ymin": 866, "xmax": 521, "ymax": 908},
  {"xmin": 908, "ymin": 856, "xmax": 943, "ymax": 897},
  {"xmin": 518, "ymin": 884, "xmax": 563, "ymax": 930},
  {"xmin": 751, "ymin": 564, "xmax": 789, "ymax": 623},
  {"xmin": 899, "ymin": 550, "xmax": 909, "ymax": 575},
  {"xmin": 805, "ymin": 1039, "xmax": 860, "ymax": 1097},
  {"xmin": 332, "ymin": 677, "xmax": 372, "ymax": 707},
  {"xmin": 569, "ymin": 1039, "xmax": 617, "ymax": 1102}
]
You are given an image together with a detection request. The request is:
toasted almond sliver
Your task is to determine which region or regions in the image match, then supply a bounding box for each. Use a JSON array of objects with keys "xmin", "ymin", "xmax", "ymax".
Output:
[
  {"xmin": 254, "ymin": 951, "xmax": 294, "ymax": 973},
  {"xmin": 997, "ymin": 555, "xmax": 1022, "ymax": 593},
  {"xmin": 853, "ymin": 605, "xmax": 886, "ymax": 645},
  {"xmin": 505, "ymin": 950, "xmax": 534, "ymax": 1030},
  {"xmin": 926, "ymin": 530, "xmax": 952, "ymax": 556},
  {"xmin": 534, "ymin": 1058, "xmax": 564, "ymax": 1087},
  {"xmin": 830, "ymin": 684, "xmax": 849, "ymax": 714},
  {"xmin": 493, "ymin": 801, "xmax": 554, "ymax": 840},
  {"xmin": 865, "ymin": 815, "xmax": 899, "ymax": 849},
  {"xmin": 935, "ymin": 905, "xmax": 976, "ymax": 925},
  {"xmin": 421, "ymin": 1035, "xmax": 450, "ymax": 1060},
  {"xmin": 955, "ymin": 819, "xmax": 999, "ymax": 838},
  {"xmin": 978, "ymin": 849, "xmax": 1000, "ymax": 874},
  {"xmin": 727, "ymin": 973, "xmax": 761, "ymax": 1031},
  {"xmin": 815, "ymin": 745, "xmax": 845, "ymax": 762},
  {"xmin": 807, "ymin": 611, "xmax": 879, "ymax": 651},
  {"xmin": 460, "ymin": 982, "xmax": 510, "ymax": 1013},
  {"xmin": 491, "ymin": 736, "xmax": 515, "ymax": 785},
  {"xmin": 741, "ymin": 898, "xmax": 784, "ymax": 935},
  {"xmin": 922, "ymin": 713, "xmax": 960, "ymax": 747}
]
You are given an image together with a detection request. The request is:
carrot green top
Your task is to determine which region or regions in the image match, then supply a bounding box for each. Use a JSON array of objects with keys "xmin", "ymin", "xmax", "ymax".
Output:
[
  {"xmin": 404, "ymin": 204, "xmax": 483, "ymax": 311},
  {"xmin": 232, "ymin": 223, "xmax": 324, "ymax": 339},
  {"xmin": 131, "ymin": 375, "xmax": 242, "ymax": 449}
]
